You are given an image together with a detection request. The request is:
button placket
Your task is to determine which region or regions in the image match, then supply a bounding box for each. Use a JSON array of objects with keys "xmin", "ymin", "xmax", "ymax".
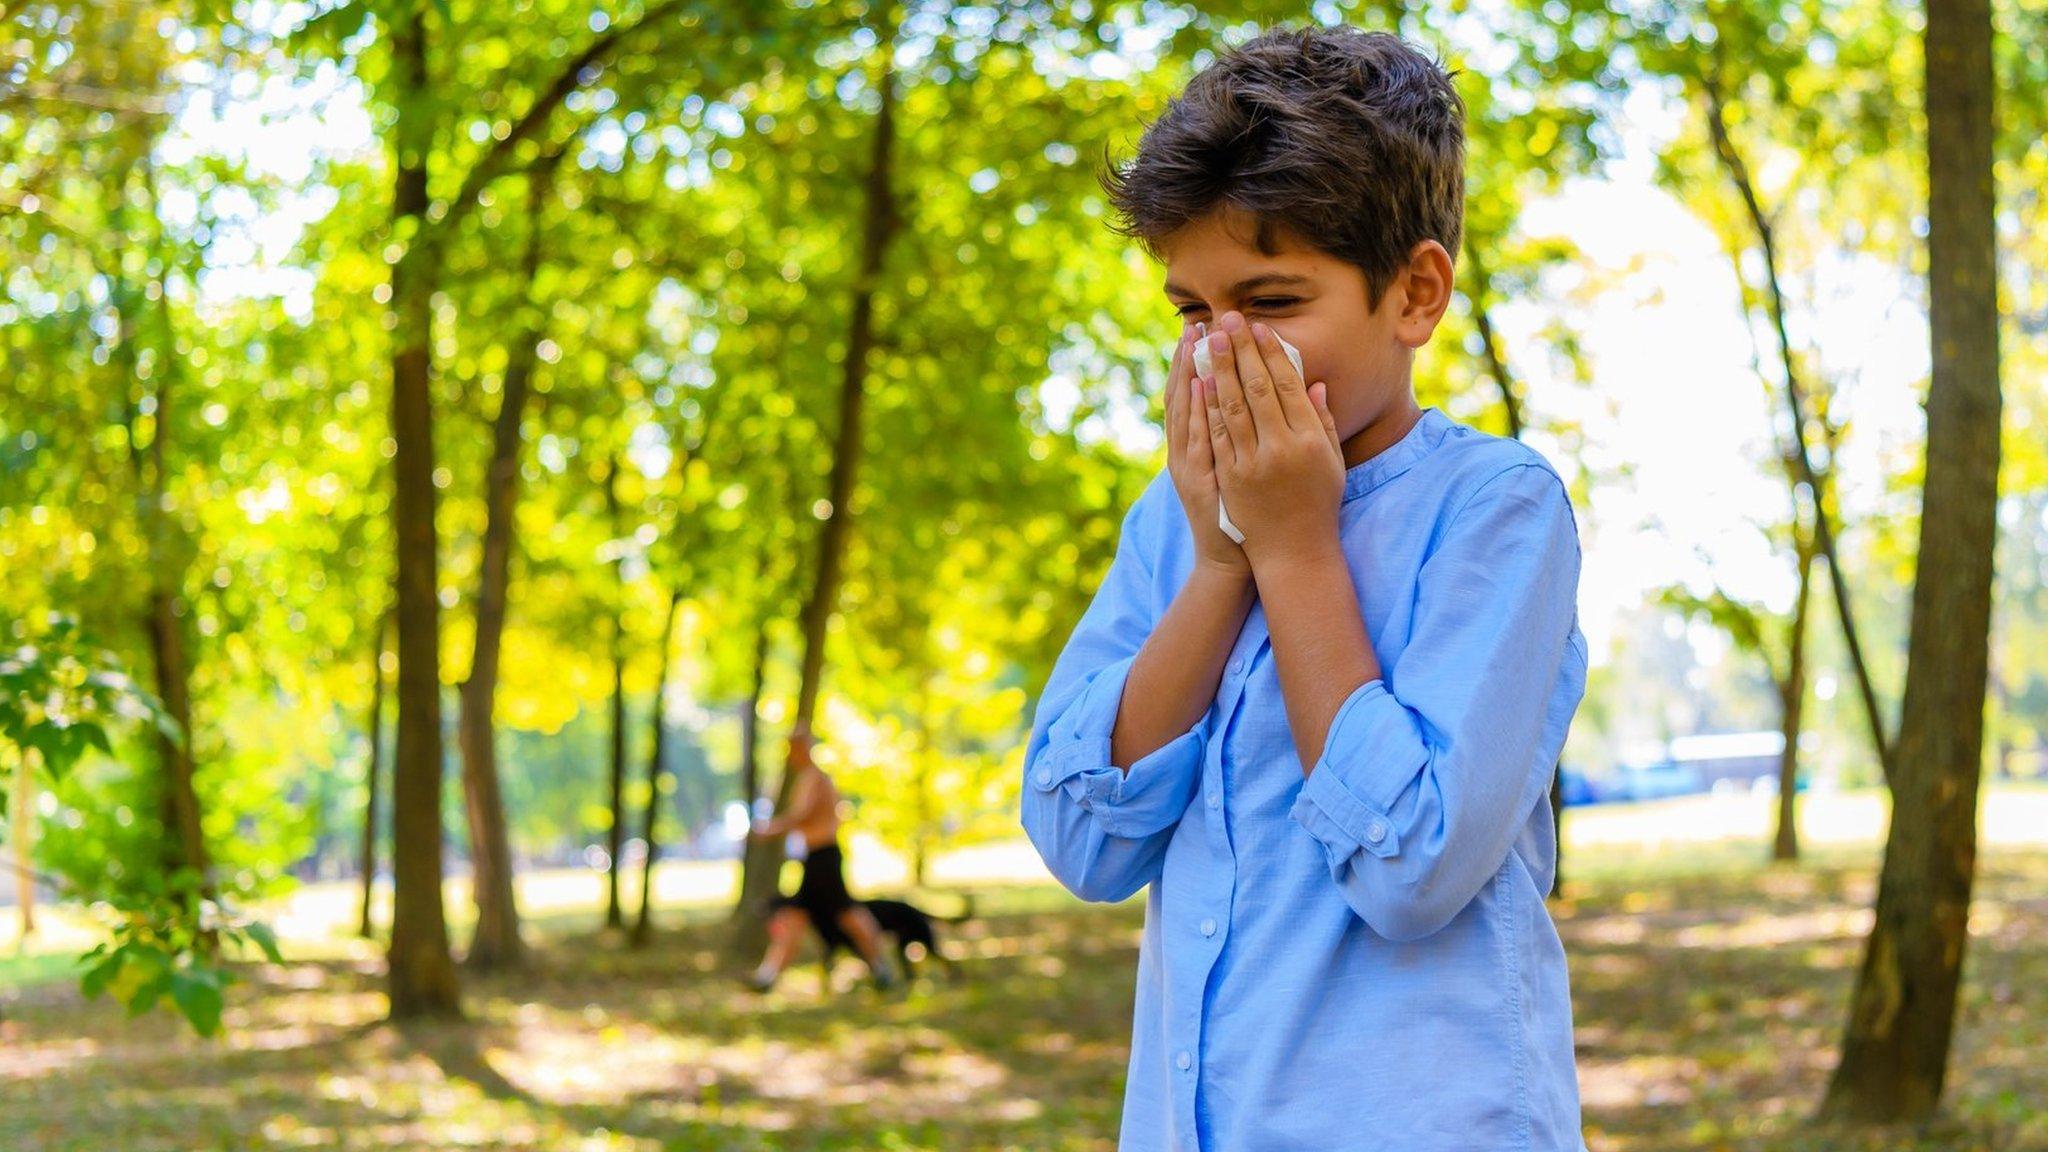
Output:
[{"xmin": 1175, "ymin": 610, "xmax": 1260, "ymax": 1152}]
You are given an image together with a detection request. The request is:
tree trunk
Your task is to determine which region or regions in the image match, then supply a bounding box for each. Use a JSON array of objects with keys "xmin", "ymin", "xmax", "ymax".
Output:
[
  {"xmin": 740, "ymin": 622, "xmax": 769, "ymax": 828},
  {"xmin": 632, "ymin": 591, "xmax": 685, "ymax": 948},
  {"xmin": 1774, "ymin": 516, "xmax": 1817, "ymax": 862},
  {"xmin": 110, "ymin": 155, "xmax": 214, "ymax": 935},
  {"xmin": 384, "ymin": 3, "xmax": 461, "ymax": 1021},
  {"xmin": 456, "ymin": 156, "xmax": 560, "ymax": 972},
  {"xmin": 732, "ymin": 9, "xmax": 903, "ymax": 959},
  {"xmin": 360, "ymin": 608, "xmax": 390, "ymax": 938},
  {"xmin": 1692, "ymin": 47, "xmax": 1865, "ymax": 867},
  {"xmin": 1700, "ymin": 56, "xmax": 1893, "ymax": 789},
  {"xmin": 1822, "ymin": 0, "xmax": 2000, "ymax": 1119},
  {"xmin": 146, "ymin": 524, "xmax": 210, "ymax": 902},
  {"xmin": 728, "ymin": 617, "xmax": 770, "ymax": 941},
  {"xmin": 603, "ymin": 456, "xmax": 631, "ymax": 931}
]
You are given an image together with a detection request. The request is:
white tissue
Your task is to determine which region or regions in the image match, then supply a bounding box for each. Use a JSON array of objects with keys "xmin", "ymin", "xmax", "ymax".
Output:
[
  {"xmin": 1179, "ymin": 326, "xmax": 1306, "ymax": 545},
  {"xmin": 1190, "ymin": 328, "xmax": 1304, "ymax": 384}
]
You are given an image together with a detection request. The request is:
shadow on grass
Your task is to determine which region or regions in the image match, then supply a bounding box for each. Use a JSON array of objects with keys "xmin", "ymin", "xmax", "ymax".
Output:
[{"xmin": 1, "ymin": 858, "xmax": 2043, "ymax": 1151}]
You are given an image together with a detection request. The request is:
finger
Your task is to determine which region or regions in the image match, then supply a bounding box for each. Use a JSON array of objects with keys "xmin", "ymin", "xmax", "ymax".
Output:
[
  {"xmin": 1165, "ymin": 327, "xmax": 1190, "ymax": 466},
  {"xmin": 1206, "ymin": 323, "xmax": 1257, "ymax": 455},
  {"xmin": 1227, "ymin": 313, "xmax": 1291, "ymax": 434},
  {"xmin": 1186, "ymin": 371, "xmax": 1215, "ymax": 478},
  {"xmin": 1311, "ymin": 382, "xmax": 1342, "ymax": 457},
  {"xmin": 1253, "ymin": 322, "xmax": 1315, "ymax": 432},
  {"xmin": 1201, "ymin": 374, "xmax": 1237, "ymax": 473}
]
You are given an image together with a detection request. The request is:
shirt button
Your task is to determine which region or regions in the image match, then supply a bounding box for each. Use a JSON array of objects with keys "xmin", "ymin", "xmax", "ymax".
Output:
[
  {"xmin": 1176, "ymin": 1050, "xmax": 1192, "ymax": 1070},
  {"xmin": 1200, "ymin": 918, "xmax": 1216, "ymax": 936},
  {"xmin": 1036, "ymin": 768, "xmax": 1052, "ymax": 786},
  {"xmin": 1366, "ymin": 820, "xmax": 1387, "ymax": 843},
  {"xmin": 1229, "ymin": 657, "xmax": 1245, "ymax": 675},
  {"xmin": 1207, "ymin": 791, "xmax": 1220, "ymax": 808}
]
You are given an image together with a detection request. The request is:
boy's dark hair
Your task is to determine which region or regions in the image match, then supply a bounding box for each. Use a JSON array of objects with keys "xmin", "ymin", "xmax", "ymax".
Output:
[{"xmin": 1099, "ymin": 25, "xmax": 1466, "ymax": 309}]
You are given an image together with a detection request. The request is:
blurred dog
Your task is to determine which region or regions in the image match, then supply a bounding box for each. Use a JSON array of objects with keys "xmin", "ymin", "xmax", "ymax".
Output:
[{"xmin": 805, "ymin": 893, "xmax": 974, "ymax": 990}]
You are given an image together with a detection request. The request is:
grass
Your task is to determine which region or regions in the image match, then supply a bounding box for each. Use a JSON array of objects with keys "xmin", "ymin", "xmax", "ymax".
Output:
[{"xmin": 1, "ymin": 788, "xmax": 2044, "ymax": 1150}]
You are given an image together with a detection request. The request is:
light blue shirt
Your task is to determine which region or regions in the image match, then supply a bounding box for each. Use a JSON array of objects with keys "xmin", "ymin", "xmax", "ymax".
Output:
[{"xmin": 1020, "ymin": 406, "xmax": 1591, "ymax": 1152}]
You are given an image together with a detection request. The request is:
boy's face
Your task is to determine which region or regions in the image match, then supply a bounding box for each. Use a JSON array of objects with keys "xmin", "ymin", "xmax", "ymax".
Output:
[{"xmin": 1159, "ymin": 204, "xmax": 1448, "ymax": 453}]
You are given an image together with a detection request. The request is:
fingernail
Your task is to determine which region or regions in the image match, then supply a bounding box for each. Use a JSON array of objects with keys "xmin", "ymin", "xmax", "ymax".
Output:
[
  {"xmin": 1221, "ymin": 312, "xmax": 1243, "ymax": 332},
  {"xmin": 1209, "ymin": 332, "xmax": 1228, "ymax": 353},
  {"xmin": 1252, "ymin": 322, "xmax": 1270, "ymax": 339}
]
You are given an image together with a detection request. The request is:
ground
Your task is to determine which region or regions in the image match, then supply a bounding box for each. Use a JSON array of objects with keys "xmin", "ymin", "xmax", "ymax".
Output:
[{"xmin": 1, "ymin": 787, "xmax": 2044, "ymax": 1151}]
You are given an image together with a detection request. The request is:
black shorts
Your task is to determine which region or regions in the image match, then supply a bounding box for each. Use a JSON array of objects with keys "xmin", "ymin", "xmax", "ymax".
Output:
[{"xmin": 772, "ymin": 841, "xmax": 855, "ymax": 922}]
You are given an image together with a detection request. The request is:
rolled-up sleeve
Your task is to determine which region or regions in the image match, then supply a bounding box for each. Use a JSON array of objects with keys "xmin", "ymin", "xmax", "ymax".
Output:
[
  {"xmin": 1288, "ymin": 462, "xmax": 1588, "ymax": 941},
  {"xmin": 1021, "ymin": 481, "xmax": 1207, "ymax": 904}
]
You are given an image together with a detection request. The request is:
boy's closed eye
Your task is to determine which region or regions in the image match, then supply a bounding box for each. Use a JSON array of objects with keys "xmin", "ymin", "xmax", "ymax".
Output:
[{"xmin": 1177, "ymin": 296, "xmax": 1303, "ymax": 318}]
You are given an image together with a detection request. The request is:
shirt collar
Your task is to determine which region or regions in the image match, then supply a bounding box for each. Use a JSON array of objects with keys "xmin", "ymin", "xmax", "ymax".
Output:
[{"xmin": 1342, "ymin": 405, "xmax": 1453, "ymax": 503}]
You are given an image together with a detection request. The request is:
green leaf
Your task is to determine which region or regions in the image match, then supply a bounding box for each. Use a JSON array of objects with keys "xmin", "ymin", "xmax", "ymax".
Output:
[
  {"xmin": 78, "ymin": 945, "xmax": 128, "ymax": 1000},
  {"xmin": 80, "ymin": 722, "xmax": 112, "ymax": 756},
  {"xmin": 286, "ymin": 1, "xmax": 368, "ymax": 53},
  {"xmin": 169, "ymin": 968, "xmax": 225, "ymax": 1037},
  {"xmin": 241, "ymin": 921, "xmax": 284, "ymax": 965},
  {"xmin": 126, "ymin": 965, "xmax": 172, "ymax": 1018}
]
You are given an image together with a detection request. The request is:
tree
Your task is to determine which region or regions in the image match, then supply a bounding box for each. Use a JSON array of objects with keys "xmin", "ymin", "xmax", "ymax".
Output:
[
  {"xmin": 1623, "ymin": 0, "xmax": 1915, "ymax": 857},
  {"xmin": 631, "ymin": 591, "xmax": 685, "ymax": 947},
  {"xmin": 287, "ymin": 0, "xmax": 779, "ymax": 1019},
  {"xmin": 1822, "ymin": 0, "xmax": 2002, "ymax": 1119},
  {"xmin": 451, "ymin": 149, "xmax": 568, "ymax": 971}
]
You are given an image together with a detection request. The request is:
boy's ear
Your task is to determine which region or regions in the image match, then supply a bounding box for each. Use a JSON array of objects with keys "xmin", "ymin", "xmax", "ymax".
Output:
[{"xmin": 1393, "ymin": 238, "xmax": 1456, "ymax": 349}]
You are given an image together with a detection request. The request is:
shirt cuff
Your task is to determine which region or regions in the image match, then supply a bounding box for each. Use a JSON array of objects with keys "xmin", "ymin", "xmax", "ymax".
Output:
[
  {"xmin": 1030, "ymin": 653, "xmax": 1207, "ymax": 839},
  {"xmin": 1288, "ymin": 678, "xmax": 1423, "ymax": 865}
]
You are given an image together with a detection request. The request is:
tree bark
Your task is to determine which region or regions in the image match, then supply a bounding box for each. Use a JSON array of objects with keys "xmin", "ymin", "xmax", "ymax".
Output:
[
  {"xmin": 109, "ymin": 153, "xmax": 214, "ymax": 936},
  {"xmin": 733, "ymin": 7, "xmax": 903, "ymax": 958},
  {"xmin": 384, "ymin": 3, "xmax": 462, "ymax": 1020},
  {"xmin": 1774, "ymin": 513, "xmax": 1817, "ymax": 862},
  {"xmin": 456, "ymin": 155, "xmax": 561, "ymax": 971},
  {"xmin": 741, "ymin": 622, "xmax": 769, "ymax": 832},
  {"xmin": 360, "ymin": 607, "xmax": 390, "ymax": 938},
  {"xmin": 632, "ymin": 591, "xmax": 685, "ymax": 948},
  {"xmin": 1822, "ymin": 0, "xmax": 2000, "ymax": 1119},
  {"xmin": 728, "ymin": 617, "xmax": 770, "ymax": 940},
  {"xmin": 144, "ymin": 392, "xmax": 211, "ymax": 915},
  {"xmin": 604, "ymin": 454, "xmax": 631, "ymax": 931}
]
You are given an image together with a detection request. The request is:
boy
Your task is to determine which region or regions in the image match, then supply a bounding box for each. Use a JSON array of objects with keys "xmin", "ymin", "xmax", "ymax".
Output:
[{"xmin": 1019, "ymin": 25, "xmax": 1591, "ymax": 1152}]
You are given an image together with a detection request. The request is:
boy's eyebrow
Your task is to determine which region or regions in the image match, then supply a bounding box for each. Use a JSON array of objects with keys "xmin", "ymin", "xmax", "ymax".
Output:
[{"xmin": 1162, "ymin": 272, "xmax": 1316, "ymax": 300}]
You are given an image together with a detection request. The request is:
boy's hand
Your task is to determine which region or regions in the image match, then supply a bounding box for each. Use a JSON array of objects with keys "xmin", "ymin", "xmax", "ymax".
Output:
[
  {"xmin": 1195, "ymin": 312, "xmax": 1345, "ymax": 572},
  {"xmin": 1166, "ymin": 321, "xmax": 1252, "ymax": 580}
]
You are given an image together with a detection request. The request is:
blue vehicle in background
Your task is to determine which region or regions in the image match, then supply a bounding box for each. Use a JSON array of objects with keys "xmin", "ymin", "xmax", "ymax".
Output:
[
  {"xmin": 1557, "ymin": 765, "xmax": 1606, "ymax": 807},
  {"xmin": 1559, "ymin": 730, "xmax": 1807, "ymax": 807}
]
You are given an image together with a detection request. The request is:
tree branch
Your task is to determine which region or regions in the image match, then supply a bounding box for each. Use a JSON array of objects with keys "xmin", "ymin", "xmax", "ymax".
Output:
[{"xmin": 439, "ymin": 0, "xmax": 702, "ymax": 232}]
